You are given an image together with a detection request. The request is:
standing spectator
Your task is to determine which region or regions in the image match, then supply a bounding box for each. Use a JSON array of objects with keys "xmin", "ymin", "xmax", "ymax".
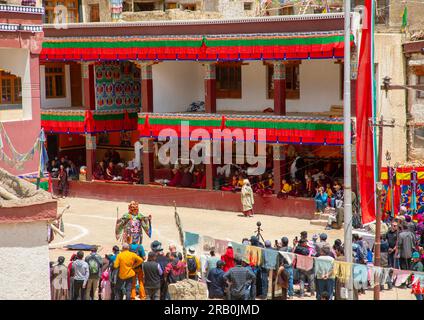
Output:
[
  {"xmin": 186, "ymin": 247, "xmax": 201, "ymax": 280},
  {"xmin": 223, "ymin": 259, "xmax": 256, "ymax": 300},
  {"xmin": 241, "ymin": 179, "xmax": 254, "ymax": 217},
  {"xmin": 164, "ymin": 253, "xmax": 187, "ymax": 285},
  {"xmin": 100, "ymin": 270, "xmax": 112, "ymax": 300},
  {"xmin": 57, "ymin": 165, "xmax": 69, "ymax": 198},
  {"xmin": 398, "ymin": 221, "xmax": 417, "ymax": 270},
  {"xmin": 386, "ymin": 221, "xmax": 399, "ymax": 268},
  {"xmin": 279, "ymin": 237, "xmax": 294, "ymax": 299},
  {"xmin": 315, "ymin": 247, "xmax": 335, "ymax": 300},
  {"xmin": 143, "ymin": 252, "xmax": 163, "ymax": 300},
  {"xmin": 84, "ymin": 247, "xmax": 103, "ymax": 300},
  {"xmin": 168, "ymin": 244, "xmax": 183, "ymax": 261},
  {"xmin": 107, "ymin": 245, "xmax": 120, "ymax": 300},
  {"xmin": 67, "ymin": 253, "xmax": 77, "ymax": 300},
  {"xmin": 221, "ymin": 243, "xmax": 235, "ymax": 272},
  {"xmin": 51, "ymin": 256, "xmax": 68, "ymax": 300},
  {"xmin": 72, "ymin": 251, "xmax": 89, "ymax": 300},
  {"xmin": 205, "ymin": 249, "xmax": 220, "ymax": 277},
  {"xmin": 314, "ymin": 233, "xmax": 331, "ymax": 257},
  {"xmin": 207, "ymin": 260, "xmax": 226, "ymax": 299},
  {"xmin": 130, "ymin": 240, "xmax": 146, "ymax": 300},
  {"xmin": 276, "ymin": 261, "xmax": 289, "ymax": 300},
  {"xmin": 411, "ymin": 252, "xmax": 424, "ymax": 301},
  {"xmin": 153, "ymin": 241, "xmax": 170, "ymax": 300},
  {"xmin": 294, "ymin": 239, "xmax": 315, "ymax": 297},
  {"xmin": 113, "ymin": 243, "xmax": 143, "ymax": 300}
]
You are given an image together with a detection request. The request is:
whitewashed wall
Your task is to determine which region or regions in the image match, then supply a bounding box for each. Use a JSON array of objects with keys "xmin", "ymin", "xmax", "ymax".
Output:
[
  {"xmin": 0, "ymin": 221, "xmax": 51, "ymax": 300},
  {"xmin": 152, "ymin": 59, "xmax": 343, "ymax": 113},
  {"xmin": 40, "ymin": 64, "xmax": 72, "ymax": 109}
]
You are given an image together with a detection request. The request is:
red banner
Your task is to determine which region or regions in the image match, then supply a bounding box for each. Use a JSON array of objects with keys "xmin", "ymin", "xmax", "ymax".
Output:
[{"xmin": 356, "ymin": 0, "xmax": 376, "ymax": 225}]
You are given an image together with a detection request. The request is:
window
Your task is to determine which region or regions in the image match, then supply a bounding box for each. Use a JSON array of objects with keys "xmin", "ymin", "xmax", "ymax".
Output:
[
  {"xmin": 89, "ymin": 4, "xmax": 100, "ymax": 22},
  {"xmin": 45, "ymin": 64, "xmax": 66, "ymax": 99},
  {"xmin": 267, "ymin": 62, "xmax": 300, "ymax": 100},
  {"xmin": 216, "ymin": 63, "xmax": 242, "ymax": 99},
  {"xmin": 244, "ymin": 2, "xmax": 252, "ymax": 10},
  {"xmin": 279, "ymin": 6, "xmax": 294, "ymax": 15},
  {"xmin": 181, "ymin": 4, "xmax": 196, "ymax": 11},
  {"xmin": 166, "ymin": 2, "xmax": 177, "ymax": 9},
  {"xmin": 418, "ymin": 76, "xmax": 424, "ymax": 99},
  {"xmin": 43, "ymin": 0, "xmax": 79, "ymax": 24},
  {"xmin": 0, "ymin": 71, "xmax": 22, "ymax": 105},
  {"xmin": 134, "ymin": 2, "xmax": 155, "ymax": 11}
]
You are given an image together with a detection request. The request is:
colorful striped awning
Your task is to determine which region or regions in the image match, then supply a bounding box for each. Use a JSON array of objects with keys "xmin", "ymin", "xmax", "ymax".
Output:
[
  {"xmin": 41, "ymin": 109, "xmax": 138, "ymax": 134},
  {"xmin": 138, "ymin": 113, "xmax": 344, "ymax": 145},
  {"xmin": 40, "ymin": 31, "xmax": 353, "ymax": 61}
]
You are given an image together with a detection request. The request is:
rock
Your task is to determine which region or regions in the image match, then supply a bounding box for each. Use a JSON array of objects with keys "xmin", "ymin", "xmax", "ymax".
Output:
[{"xmin": 167, "ymin": 279, "xmax": 208, "ymax": 300}]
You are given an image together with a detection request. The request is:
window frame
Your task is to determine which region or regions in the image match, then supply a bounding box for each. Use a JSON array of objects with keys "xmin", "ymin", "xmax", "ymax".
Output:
[
  {"xmin": 0, "ymin": 71, "xmax": 22, "ymax": 105},
  {"xmin": 215, "ymin": 62, "xmax": 242, "ymax": 99},
  {"xmin": 45, "ymin": 63, "xmax": 66, "ymax": 99},
  {"xmin": 43, "ymin": 0, "xmax": 79, "ymax": 24},
  {"xmin": 266, "ymin": 61, "xmax": 300, "ymax": 100}
]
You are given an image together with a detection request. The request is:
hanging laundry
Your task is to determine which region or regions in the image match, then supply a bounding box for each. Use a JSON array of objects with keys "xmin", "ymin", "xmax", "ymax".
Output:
[
  {"xmin": 392, "ymin": 269, "xmax": 411, "ymax": 287},
  {"xmin": 353, "ymin": 264, "xmax": 368, "ymax": 290},
  {"xmin": 368, "ymin": 266, "xmax": 384, "ymax": 288},
  {"xmin": 279, "ymin": 251, "xmax": 296, "ymax": 266},
  {"xmin": 202, "ymin": 235, "xmax": 215, "ymax": 252},
  {"xmin": 333, "ymin": 261, "xmax": 352, "ymax": 283},
  {"xmin": 214, "ymin": 239, "xmax": 228, "ymax": 256},
  {"xmin": 295, "ymin": 254, "xmax": 314, "ymax": 272},
  {"xmin": 245, "ymin": 246, "xmax": 263, "ymax": 267},
  {"xmin": 263, "ymin": 248, "xmax": 279, "ymax": 270},
  {"xmin": 232, "ymin": 243, "xmax": 246, "ymax": 261},
  {"xmin": 315, "ymin": 257, "xmax": 335, "ymax": 279},
  {"xmin": 184, "ymin": 231, "xmax": 200, "ymax": 248}
]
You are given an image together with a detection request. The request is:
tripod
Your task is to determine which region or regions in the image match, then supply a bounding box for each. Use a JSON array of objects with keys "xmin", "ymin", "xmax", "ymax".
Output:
[{"xmin": 254, "ymin": 222, "xmax": 265, "ymax": 243}]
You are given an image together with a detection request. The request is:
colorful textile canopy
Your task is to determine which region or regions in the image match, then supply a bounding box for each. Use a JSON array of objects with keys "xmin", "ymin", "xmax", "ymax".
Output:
[
  {"xmin": 138, "ymin": 113, "xmax": 343, "ymax": 145},
  {"xmin": 41, "ymin": 109, "xmax": 138, "ymax": 134},
  {"xmin": 40, "ymin": 32, "xmax": 352, "ymax": 61}
]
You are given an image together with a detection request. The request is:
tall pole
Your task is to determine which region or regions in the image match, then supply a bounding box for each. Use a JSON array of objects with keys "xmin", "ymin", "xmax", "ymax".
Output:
[
  {"xmin": 343, "ymin": 0, "xmax": 353, "ymax": 300},
  {"xmin": 373, "ymin": 116, "xmax": 384, "ymax": 300}
]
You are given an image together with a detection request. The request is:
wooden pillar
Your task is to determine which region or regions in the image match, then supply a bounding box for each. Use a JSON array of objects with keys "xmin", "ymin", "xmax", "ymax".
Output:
[
  {"xmin": 142, "ymin": 138, "xmax": 154, "ymax": 185},
  {"xmin": 141, "ymin": 64, "xmax": 153, "ymax": 113},
  {"xmin": 273, "ymin": 144, "xmax": 286, "ymax": 194},
  {"xmin": 85, "ymin": 134, "xmax": 96, "ymax": 181},
  {"xmin": 205, "ymin": 141, "xmax": 215, "ymax": 190},
  {"xmin": 82, "ymin": 62, "xmax": 95, "ymax": 110},
  {"xmin": 273, "ymin": 61, "xmax": 286, "ymax": 115},
  {"xmin": 204, "ymin": 62, "xmax": 216, "ymax": 113}
]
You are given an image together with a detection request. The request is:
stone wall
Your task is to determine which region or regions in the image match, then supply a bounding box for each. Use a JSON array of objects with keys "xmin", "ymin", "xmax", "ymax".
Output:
[
  {"xmin": 0, "ymin": 221, "xmax": 51, "ymax": 300},
  {"xmin": 374, "ymin": 33, "xmax": 407, "ymax": 165},
  {"xmin": 82, "ymin": 0, "xmax": 111, "ymax": 22},
  {"xmin": 121, "ymin": 9, "xmax": 222, "ymax": 21}
]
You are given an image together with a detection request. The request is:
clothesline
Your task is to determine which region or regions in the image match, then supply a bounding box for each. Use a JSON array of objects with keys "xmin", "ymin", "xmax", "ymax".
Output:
[{"xmin": 183, "ymin": 230, "xmax": 424, "ymax": 290}]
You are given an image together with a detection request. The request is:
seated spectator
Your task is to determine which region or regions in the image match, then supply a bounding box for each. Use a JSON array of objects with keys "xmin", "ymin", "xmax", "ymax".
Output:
[
  {"xmin": 292, "ymin": 179, "xmax": 304, "ymax": 197},
  {"xmin": 277, "ymin": 179, "xmax": 292, "ymax": 199},
  {"xmin": 221, "ymin": 174, "xmax": 239, "ymax": 192},
  {"xmin": 180, "ymin": 166, "xmax": 194, "ymax": 188},
  {"xmin": 266, "ymin": 173, "xmax": 274, "ymax": 191},
  {"xmin": 314, "ymin": 186, "xmax": 328, "ymax": 213},
  {"xmin": 167, "ymin": 167, "xmax": 182, "ymax": 187},
  {"xmin": 192, "ymin": 169, "xmax": 204, "ymax": 189},
  {"xmin": 326, "ymin": 183, "xmax": 334, "ymax": 207},
  {"xmin": 111, "ymin": 148, "xmax": 121, "ymax": 165},
  {"xmin": 67, "ymin": 160, "xmax": 78, "ymax": 180},
  {"xmin": 130, "ymin": 168, "xmax": 142, "ymax": 184},
  {"xmin": 59, "ymin": 156, "xmax": 69, "ymax": 169},
  {"xmin": 105, "ymin": 162, "xmax": 116, "ymax": 180},
  {"xmin": 94, "ymin": 161, "xmax": 106, "ymax": 180}
]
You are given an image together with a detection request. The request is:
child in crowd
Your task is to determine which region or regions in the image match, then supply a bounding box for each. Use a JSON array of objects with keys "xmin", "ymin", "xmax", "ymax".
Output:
[{"xmin": 100, "ymin": 270, "xmax": 112, "ymax": 300}]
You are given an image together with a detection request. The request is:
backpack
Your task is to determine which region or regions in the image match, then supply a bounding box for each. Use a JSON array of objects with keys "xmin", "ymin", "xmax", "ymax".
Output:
[
  {"xmin": 187, "ymin": 256, "xmax": 197, "ymax": 273},
  {"xmin": 88, "ymin": 256, "xmax": 100, "ymax": 276}
]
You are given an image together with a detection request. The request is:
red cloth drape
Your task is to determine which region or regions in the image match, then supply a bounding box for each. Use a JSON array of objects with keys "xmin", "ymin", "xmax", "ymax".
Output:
[{"xmin": 356, "ymin": 0, "xmax": 376, "ymax": 225}]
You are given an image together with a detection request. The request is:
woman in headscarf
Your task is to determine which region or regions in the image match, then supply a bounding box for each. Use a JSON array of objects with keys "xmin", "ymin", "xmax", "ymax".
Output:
[
  {"xmin": 52, "ymin": 256, "xmax": 68, "ymax": 300},
  {"xmin": 241, "ymin": 179, "xmax": 254, "ymax": 217}
]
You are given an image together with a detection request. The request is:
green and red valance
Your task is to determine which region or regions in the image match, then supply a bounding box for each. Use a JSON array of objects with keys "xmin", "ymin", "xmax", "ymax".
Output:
[
  {"xmin": 138, "ymin": 113, "xmax": 344, "ymax": 145},
  {"xmin": 40, "ymin": 32, "xmax": 352, "ymax": 61},
  {"xmin": 41, "ymin": 109, "xmax": 138, "ymax": 134}
]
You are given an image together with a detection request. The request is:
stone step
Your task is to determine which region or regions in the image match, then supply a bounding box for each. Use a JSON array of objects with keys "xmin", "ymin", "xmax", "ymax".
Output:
[
  {"xmin": 310, "ymin": 219, "xmax": 328, "ymax": 226},
  {"xmin": 313, "ymin": 212, "xmax": 331, "ymax": 220}
]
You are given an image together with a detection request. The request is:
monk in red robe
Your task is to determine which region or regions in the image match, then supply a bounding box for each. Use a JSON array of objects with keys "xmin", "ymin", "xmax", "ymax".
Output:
[{"xmin": 167, "ymin": 167, "xmax": 182, "ymax": 187}]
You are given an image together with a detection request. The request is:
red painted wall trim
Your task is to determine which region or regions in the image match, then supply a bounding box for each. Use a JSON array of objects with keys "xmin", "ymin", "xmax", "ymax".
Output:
[
  {"xmin": 0, "ymin": 200, "xmax": 57, "ymax": 224},
  {"xmin": 53, "ymin": 180, "xmax": 315, "ymax": 219}
]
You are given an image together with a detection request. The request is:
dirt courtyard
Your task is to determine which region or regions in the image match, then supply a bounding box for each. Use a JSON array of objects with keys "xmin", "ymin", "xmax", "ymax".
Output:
[{"xmin": 49, "ymin": 197, "xmax": 415, "ymax": 300}]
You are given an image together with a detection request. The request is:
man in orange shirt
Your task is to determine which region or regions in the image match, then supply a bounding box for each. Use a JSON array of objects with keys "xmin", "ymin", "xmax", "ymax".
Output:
[{"xmin": 113, "ymin": 243, "xmax": 143, "ymax": 300}]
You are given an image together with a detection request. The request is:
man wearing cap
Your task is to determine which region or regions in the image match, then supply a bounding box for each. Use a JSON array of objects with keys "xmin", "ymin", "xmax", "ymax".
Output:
[
  {"xmin": 224, "ymin": 258, "xmax": 256, "ymax": 300},
  {"xmin": 151, "ymin": 241, "xmax": 170, "ymax": 300},
  {"xmin": 207, "ymin": 260, "xmax": 226, "ymax": 299},
  {"xmin": 143, "ymin": 252, "xmax": 163, "ymax": 300},
  {"xmin": 315, "ymin": 233, "xmax": 331, "ymax": 257},
  {"xmin": 186, "ymin": 247, "xmax": 201, "ymax": 280},
  {"xmin": 113, "ymin": 243, "xmax": 143, "ymax": 300}
]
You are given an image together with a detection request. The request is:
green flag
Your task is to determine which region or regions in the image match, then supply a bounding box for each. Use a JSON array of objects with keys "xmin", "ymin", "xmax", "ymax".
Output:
[{"xmin": 401, "ymin": 6, "xmax": 408, "ymax": 32}]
